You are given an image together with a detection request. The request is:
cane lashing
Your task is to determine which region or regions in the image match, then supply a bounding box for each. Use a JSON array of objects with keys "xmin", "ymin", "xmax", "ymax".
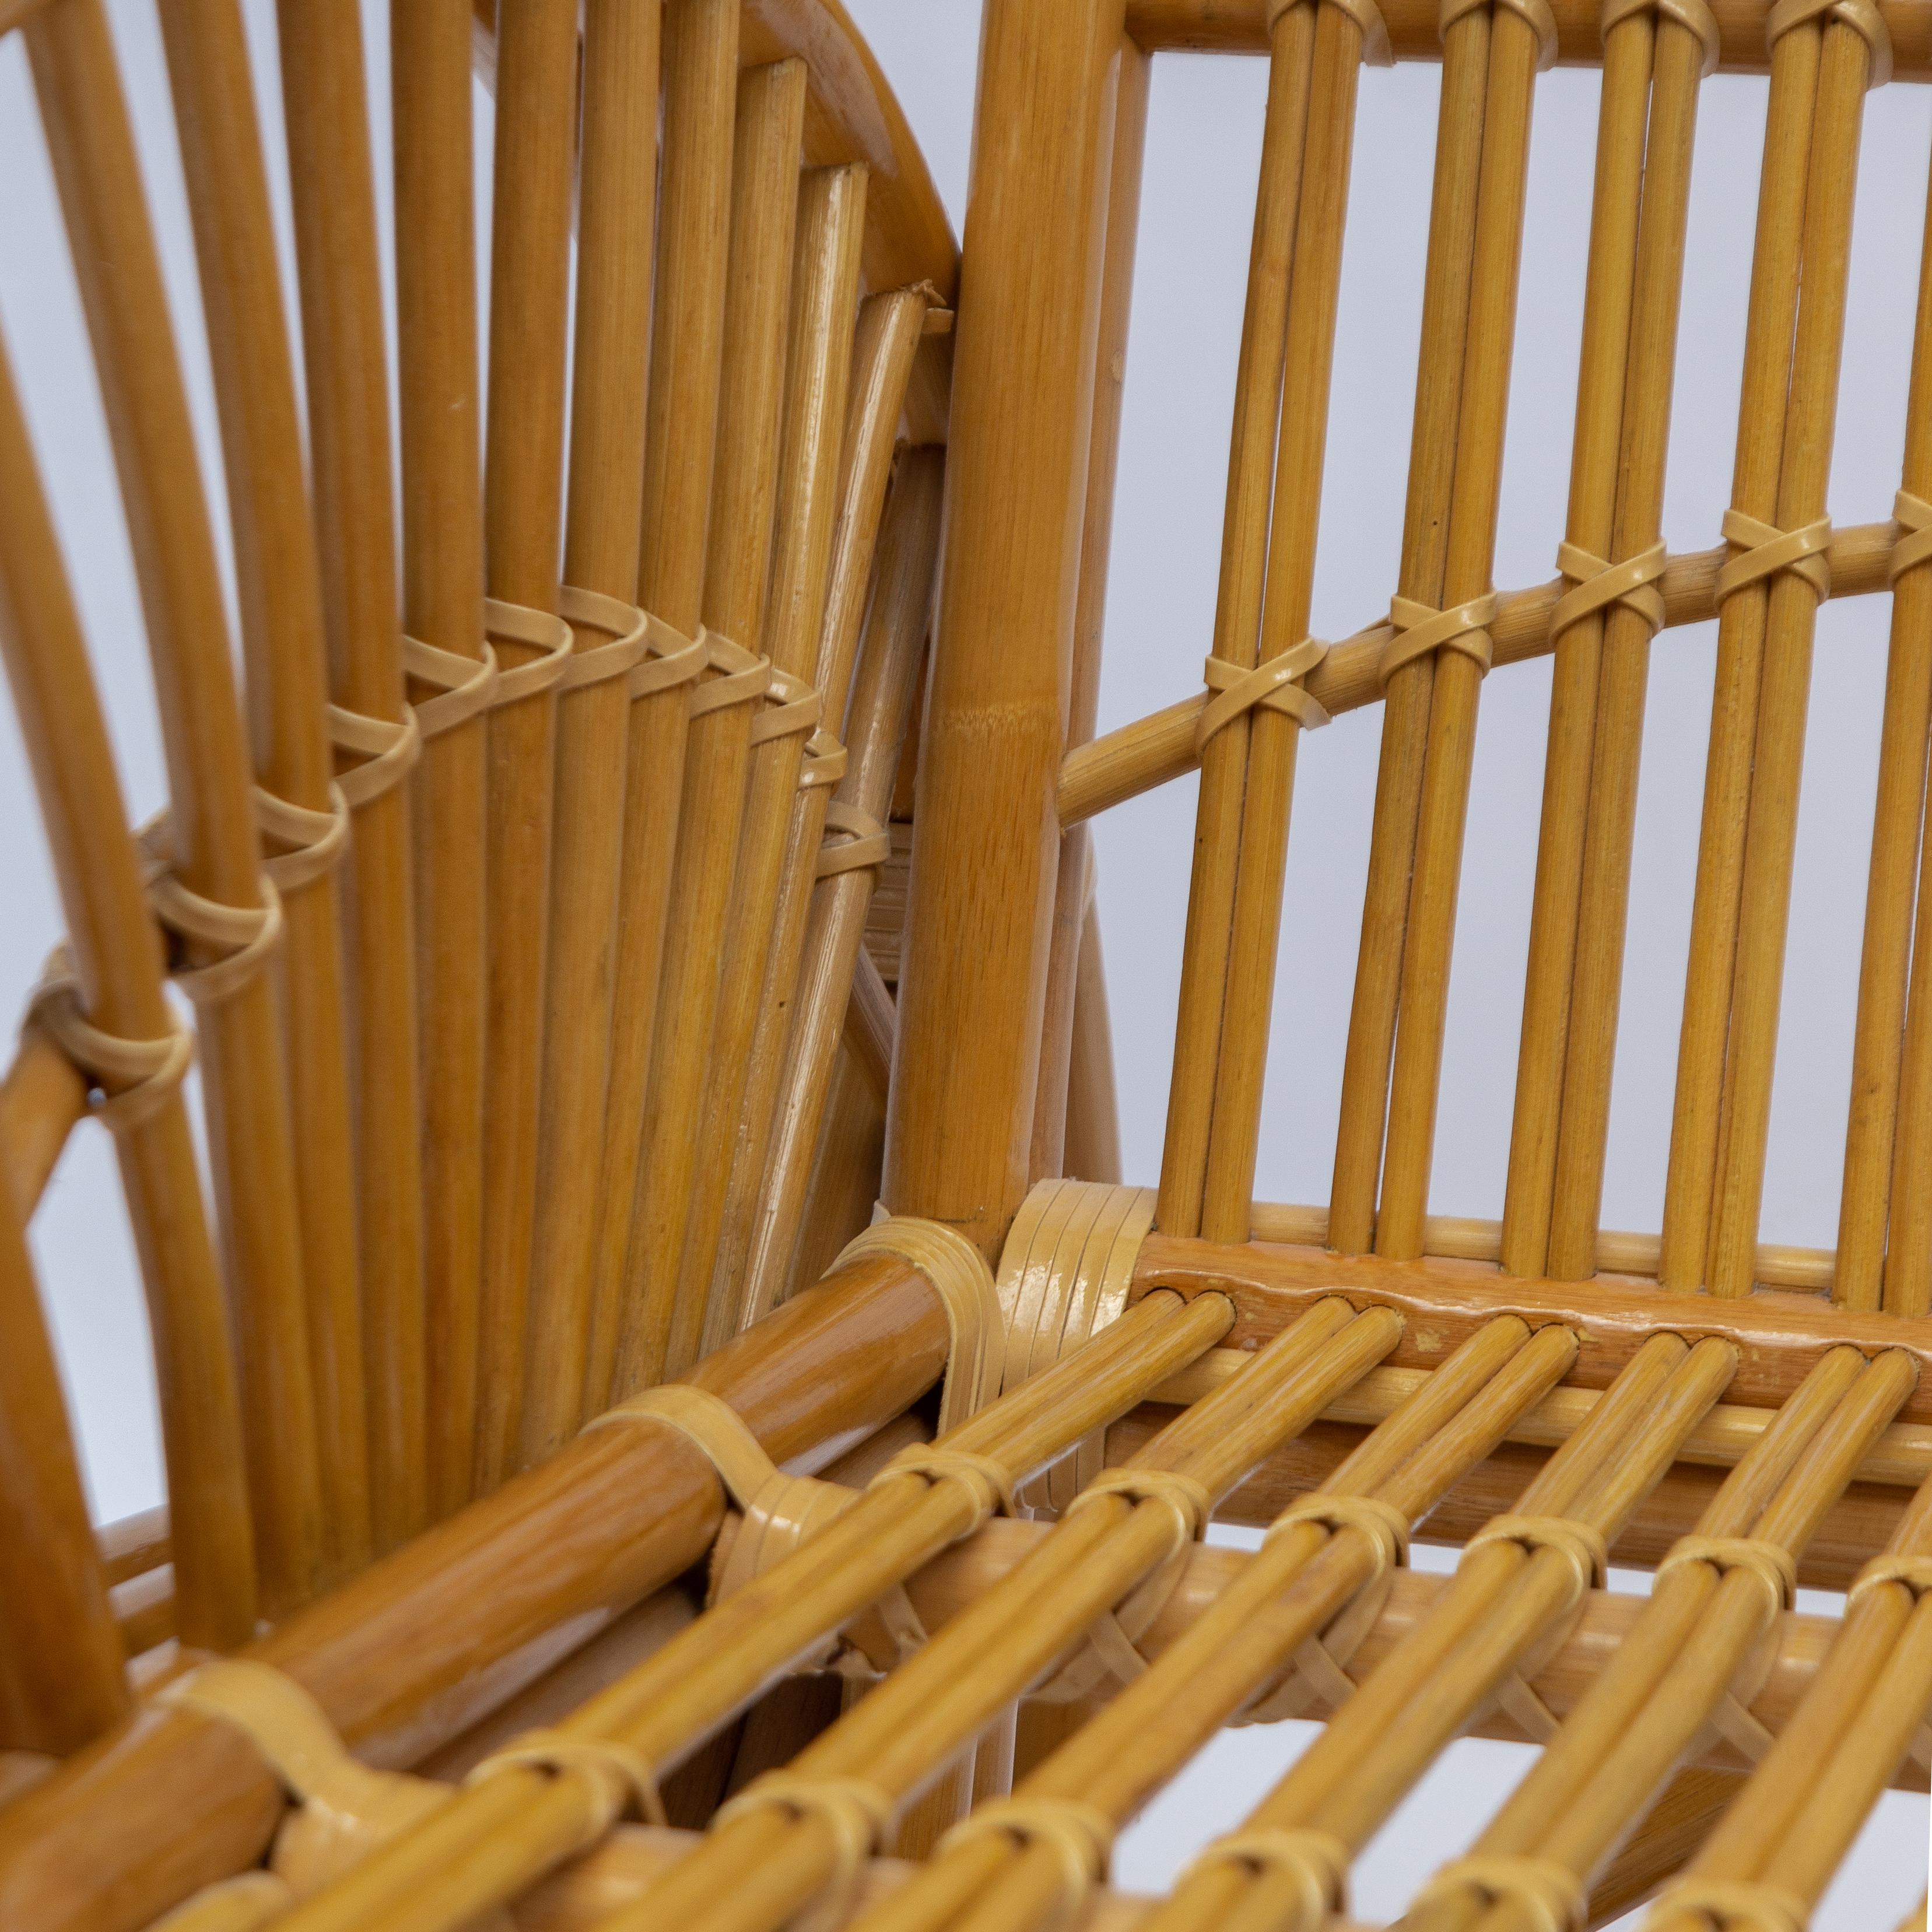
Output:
[
  {"xmin": 1891, "ymin": 490, "xmax": 1932, "ymax": 584},
  {"xmin": 483, "ymin": 598, "xmax": 574, "ymax": 707},
  {"xmin": 1598, "ymin": 0, "xmax": 1722, "ymax": 69},
  {"xmin": 1714, "ymin": 510, "xmax": 1833, "ymax": 605},
  {"xmin": 1458, "ymin": 1516, "xmax": 1611, "ymax": 1740},
  {"xmin": 465, "ymin": 1728, "xmax": 666, "ymax": 1832},
  {"xmin": 1650, "ymin": 1877, "xmax": 1809, "ymax": 1932},
  {"xmin": 1180, "ymin": 1826, "xmax": 1351, "ymax": 1921},
  {"xmin": 1550, "ymin": 539, "xmax": 1668, "ymax": 642},
  {"xmin": 815, "ymin": 801, "xmax": 890, "ymax": 878},
  {"xmin": 253, "ymin": 784, "xmax": 350, "ymax": 895},
  {"xmin": 1195, "ymin": 637, "xmax": 1331, "ymax": 753},
  {"xmin": 554, "ymin": 587, "xmax": 649, "ymax": 692},
  {"xmin": 328, "ymin": 700, "xmax": 422, "ymax": 808},
  {"xmin": 627, "ymin": 611, "xmax": 712, "ymax": 697},
  {"xmin": 1410, "ymin": 1854, "xmax": 1587, "ymax": 1931},
  {"xmin": 27, "ymin": 946, "xmax": 194, "ymax": 1133},
  {"xmin": 688, "ymin": 629, "xmax": 774, "ymax": 717},
  {"xmin": 1765, "ymin": 0, "xmax": 1893, "ymax": 79},
  {"xmin": 404, "ymin": 632, "xmax": 500, "ymax": 739},
  {"xmin": 938, "ymin": 1797, "xmax": 1118, "ymax": 1922},
  {"xmin": 138, "ymin": 822, "xmax": 286, "ymax": 1007},
  {"xmin": 1379, "ymin": 591, "xmax": 1502, "ymax": 687},
  {"xmin": 1267, "ymin": 0, "xmax": 1396, "ymax": 65},
  {"xmin": 713, "ymin": 1773, "xmax": 897, "ymax": 1932},
  {"xmin": 1439, "ymin": 0, "xmax": 1561, "ymax": 65}
]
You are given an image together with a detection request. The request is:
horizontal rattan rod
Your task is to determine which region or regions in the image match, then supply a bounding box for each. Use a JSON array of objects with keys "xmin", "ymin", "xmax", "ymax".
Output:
[
  {"xmin": 1244, "ymin": 1198, "xmax": 1835, "ymax": 1292},
  {"xmin": 1058, "ymin": 519, "xmax": 1899, "ymax": 825},
  {"xmin": 96, "ymin": 1507, "xmax": 169, "ymax": 1587},
  {"xmin": 0, "ymin": 1254, "xmax": 949, "ymax": 1932},
  {"xmin": 1134, "ymin": 1232, "xmax": 1932, "ymax": 1420},
  {"xmin": 1144, "ymin": 1355, "xmax": 1932, "ymax": 1487},
  {"xmin": 1123, "ymin": 0, "xmax": 1932, "ymax": 76}
]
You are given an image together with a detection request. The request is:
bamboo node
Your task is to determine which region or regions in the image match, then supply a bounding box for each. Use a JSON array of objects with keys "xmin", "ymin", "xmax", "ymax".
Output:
[
  {"xmin": 254, "ymin": 783, "xmax": 350, "ymax": 895},
  {"xmin": 713, "ymin": 1772, "xmax": 895, "ymax": 1932},
  {"xmin": 1380, "ymin": 592, "xmax": 1500, "ymax": 688},
  {"xmin": 26, "ymin": 945, "xmax": 194, "ymax": 1132},
  {"xmin": 403, "ymin": 632, "xmax": 500, "ymax": 737},
  {"xmin": 1197, "ymin": 640, "xmax": 1331, "ymax": 753},
  {"xmin": 1847, "ymin": 1551, "xmax": 1932, "ymax": 1605},
  {"xmin": 800, "ymin": 728, "xmax": 850, "ymax": 790},
  {"xmin": 689, "ymin": 629, "xmax": 774, "ymax": 717},
  {"xmin": 938, "ymin": 1797, "xmax": 1116, "ymax": 1914},
  {"xmin": 555, "ymin": 587, "xmax": 648, "ymax": 692},
  {"xmin": 1890, "ymin": 491, "xmax": 1932, "ymax": 584},
  {"xmin": 751, "ymin": 666, "xmax": 824, "ymax": 745},
  {"xmin": 485, "ymin": 597, "xmax": 574, "ymax": 707},
  {"xmin": 1551, "ymin": 539, "xmax": 1668, "ymax": 641},
  {"xmin": 816, "ymin": 801, "xmax": 889, "ymax": 878},
  {"xmin": 871, "ymin": 1444, "xmax": 1017, "ymax": 1527},
  {"xmin": 465, "ymin": 1728, "xmax": 665, "ymax": 1833},
  {"xmin": 1179, "ymin": 1826, "xmax": 1349, "ymax": 1920},
  {"xmin": 834, "ymin": 1218, "xmax": 1004, "ymax": 1430},
  {"xmin": 1440, "ymin": 0, "xmax": 1561, "ymax": 66},
  {"xmin": 136, "ymin": 820, "xmax": 285, "ymax": 1005},
  {"xmin": 627, "ymin": 611, "xmax": 711, "ymax": 697},
  {"xmin": 1600, "ymin": 0, "xmax": 1721, "ymax": 70},
  {"xmin": 1409, "ymin": 1854, "xmax": 1585, "ymax": 1931},
  {"xmin": 328, "ymin": 699, "xmax": 421, "ymax": 808},
  {"xmin": 1765, "ymin": 0, "xmax": 1892, "ymax": 79},
  {"xmin": 1647, "ymin": 1877, "xmax": 1808, "ymax": 1931},
  {"xmin": 1715, "ymin": 510, "xmax": 1832, "ymax": 605}
]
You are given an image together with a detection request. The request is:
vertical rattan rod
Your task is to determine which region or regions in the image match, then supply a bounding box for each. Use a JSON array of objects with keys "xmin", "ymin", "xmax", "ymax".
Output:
[
  {"xmin": 735, "ymin": 448, "xmax": 945, "ymax": 1331},
  {"xmin": 159, "ymin": 0, "xmax": 372, "ymax": 1587},
  {"xmin": 1706, "ymin": 13, "xmax": 1878, "ymax": 1299},
  {"xmin": 1499, "ymin": 8, "xmax": 1658, "ymax": 1278},
  {"xmin": 518, "ymin": 0, "xmax": 662, "ymax": 1465},
  {"xmin": 713, "ymin": 290, "xmax": 934, "ymax": 1333},
  {"xmin": 1842, "ymin": 159, "xmax": 1932, "ymax": 1313},
  {"xmin": 1157, "ymin": 3, "xmax": 1317, "ymax": 1241},
  {"xmin": 1033, "ymin": 33, "xmax": 1149, "ymax": 1189},
  {"xmin": 882, "ymin": 0, "xmax": 1123, "ymax": 1256},
  {"xmin": 583, "ymin": 0, "xmax": 741, "ymax": 1416},
  {"xmin": 27, "ymin": 0, "xmax": 325, "ymax": 1615},
  {"xmin": 471, "ymin": 0, "xmax": 582, "ymax": 1491},
  {"xmin": 1657, "ymin": 22, "xmax": 1824, "ymax": 1293},
  {"xmin": 1375, "ymin": 0, "xmax": 1547, "ymax": 1261},
  {"xmin": 1064, "ymin": 904, "xmax": 1125, "ymax": 1183},
  {"xmin": 277, "ymin": 0, "xmax": 429, "ymax": 1555},
  {"xmin": 682, "ymin": 163, "xmax": 869, "ymax": 1368},
  {"xmin": 1544, "ymin": 13, "xmax": 1710, "ymax": 1281},
  {"xmin": 393, "ymin": 0, "xmax": 490, "ymax": 1523},
  {"xmin": 1327, "ymin": 5, "xmax": 1492, "ymax": 1254},
  {"xmin": 616, "ymin": 57, "xmax": 806, "ymax": 1393},
  {"xmin": 1201, "ymin": 0, "xmax": 1382, "ymax": 1242}
]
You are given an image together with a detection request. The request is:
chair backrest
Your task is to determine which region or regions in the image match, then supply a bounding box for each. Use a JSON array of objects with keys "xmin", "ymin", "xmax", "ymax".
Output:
[{"xmin": 0, "ymin": 0, "xmax": 951, "ymax": 1770}]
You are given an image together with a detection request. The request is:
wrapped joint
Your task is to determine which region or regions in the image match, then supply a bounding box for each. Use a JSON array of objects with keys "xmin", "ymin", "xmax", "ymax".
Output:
[
  {"xmin": 137, "ymin": 819, "xmax": 284, "ymax": 1006},
  {"xmin": 1409, "ymin": 1853, "xmax": 1586, "ymax": 1931},
  {"xmin": 555, "ymin": 587, "xmax": 648, "ymax": 692},
  {"xmin": 403, "ymin": 632, "xmax": 499, "ymax": 738},
  {"xmin": 465, "ymin": 1728, "xmax": 665, "ymax": 1832},
  {"xmin": 688, "ymin": 630, "xmax": 773, "ymax": 717},
  {"xmin": 939, "ymin": 1797, "xmax": 1117, "ymax": 1922},
  {"xmin": 1765, "ymin": 0, "xmax": 1892, "ymax": 80},
  {"xmin": 799, "ymin": 728, "xmax": 850, "ymax": 791},
  {"xmin": 1891, "ymin": 490, "xmax": 1932, "ymax": 585},
  {"xmin": 328, "ymin": 700, "xmax": 421, "ymax": 807},
  {"xmin": 714, "ymin": 1773, "xmax": 895, "ymax": 1932},
  {"xmin": 871, "ymin": 1444, "xmax": 1016, "ymax": 1528},
  {"xmin": 1268, "ymin": 0, "xmax": 1395, "ymax": 64},
  {"xmin": 1380, "ymin": 591, "xmax": 1500, "ymax": 687},
  {"xmin": 1458, "ymin": 1516, "xmax": 1610, "ymax": 1740},
  {"xmin": 815, "ymin": 802, "xmax": 889, "ymax": 878},
  {"xmin": 1715, "ymin": 510, "xmax": 1832, "ymax": 605},
  {"xmin": 1649, "ymin": 1875, "xmax": 1808, "ymax": 1931},
  {"xmin": 585, "ymin": 1383, "xmax": 781, "ymax": 1509},
  {"xmin": 1849, "ymin": 1552, "xmax": 1932, "ymax": 1605},
  {"xmin": 1180, "ymin": 1825, "xmax": 1351, "ymax": 1923},
  {"xmin": 627, "ymin": 611, "xmax": 711, "ymax": 697},
  {"xmin": 1440, "ymin": 0, "xmax": 1561, "ymax": 65},
  {"xmin": 751, "ymin": 665, "xmax": 823, "ymax": 745},
  {"xmin": 483, "ymin": 598, "xmax": 574, "ymax": 707},
  {"xmin": 1196, "ymin": 640, "xmax": 1331, "ymax": 753},
  {"xmin": 27, "ymin": 946, "xmax": 193, "ymax": 1133},
  {"xmin": 1600, "ymin": 0, "xmax": 1721, "ymax": 71},
  {"xmin": 253, "ymin": 783, "xmax": 350, "ymax": 895},
  {"xmin": 1549, "ymin": 539, "xmax": 1667, "ymax": 641}
]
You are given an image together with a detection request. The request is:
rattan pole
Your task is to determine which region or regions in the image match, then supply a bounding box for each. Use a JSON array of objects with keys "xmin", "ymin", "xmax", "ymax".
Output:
[
  {"xmin": 1065, "ymin": 905, "xmax": 1125, "ymax": 1183},
  {"xmin": 1863, "ymin": 199, "xmax": 1932, "ymax": 1316},
  {"xmin": 0, "ymin": 1028, "xmax": 85, "ymax": 1213},
  {"xmin": 617, "ymin": 58, "xmax": 805, "ymax": 1392},
  {"xmin": 518, "ymin": 0, "xmax": 662, "ymax": 1465},
  {"xmin": 1706, "ymin": 15, "xmax": 1877, "ymax": 1299},
  {"xmin": 1545, "ymin": 12, "xmax": 1710, "ymax": 1282},
  {"xmin": 1033, "ymin": 34, "xmax": 1149, "ymax": 1187},
  {"xmin": 162, "ymin": 0, "xmax": 374, "ymax": 1589},
  {"xmin": 1377, "ymin": 0, "xmax": 1544, "ymax": 1259},
  {"xmin": 1500, "ymin": 6, "xmax": 1656, "ymax": 1278},
  {"xmin": 277, "ymin": 0, "xmax": 429, "ymax": 1556},
  {"xmin": 1158, "ymin": 2, "xmax": 1315, "ymax": 1240},
  {"xmin": 0, "ymin": 319, "xmax": 255, "ymax": 1654},
  {"xmin": 1658, "ymin": 16, "xmax": 1822, "ymax": 1293},
  {"xmin": 393, "ymin": 0, "xmax": 490, "ymax": 1523},
  {"xmin": 885, "ymin": 0, "xmax": 1125, "ymax": 1256},
  {"xmin": 469, "ymin": 0, "xmax": 580, "ymax": 1489},
  {"xmin": 1203, "ymin": 0, "xmax": 1379, "ymax": 1240},
  {"xmin": 683, "ymin": 164, "xmax": 869, "ymax": 1366},
  {"xmin": 583, "ymin": 0, "xmax": 741, "ymax": 1416},
  {"xmin": 27, "ymin": 0, "xmax": 326, "ymax": 1615},
  {"xmin": 717, "ymin": 297, "xmax": 935, "ymax": 1331},
  {"xmin": 1328, "ymin": 3, "xmax": 1491, "ymax": 1253}
]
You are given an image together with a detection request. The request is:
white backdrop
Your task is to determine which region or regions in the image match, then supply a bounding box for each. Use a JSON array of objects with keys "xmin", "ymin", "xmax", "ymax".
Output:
[{"xmin": 0, "ymin": 0, "xmax": 1924, "ymax": 1917}]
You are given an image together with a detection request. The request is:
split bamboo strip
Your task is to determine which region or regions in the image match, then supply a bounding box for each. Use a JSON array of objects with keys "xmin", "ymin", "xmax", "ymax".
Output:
[
  {"xmin": 394, "ymin": 0, "xmax": 490, "ymax": 1525},
  {"xmin": 844, "ymin": 1317, "xmax": 1579, "ymax": 1932},
  {"xmin": 471, "ymin": 0, "xmax": 581, "ymax": 1492},
  {"xmin": 618, "ymin": 56, "xmax": 804, "ymax": 1393},
  {"xmin": 260, "ymin": 1291, "xmax": 1231, "ymax": 1932},
  {"xmin": 683, "ymin": 163, "xmax": 869, "ymax": 1367},
  {"xmin": 1055, "ymin": 520, "xmax": 1904, "ymax": 828},
  {"xmin": 28, "ymin": 0, "xmax": 326, "ymax": 1615},
  {"xmin": 885, "ymin": 0, "xmax": 1124, "ymax": 1257},
  {"xmin": 1033, "ymin": 33, "xmax": 1149, "ymax": 1187},
  {"xmin": 1506, "ymin": 0, "xmax": 1710, "ymax": 1281},
  {"xmin": 1401, "ymin": 1345, "xmax": 1918, "ymax": 1932},
  {"xmin": 1867, "ymin": 155, "xmax": 1932, "ymax": 1317},
  {"xmin": 584, "ymin": 0, "xmax": 741, "ymax": 1418},
  {"xmin": 737, "ymin": 444, "xmax": 945, "ymax": 1332},
  {"xmin": 518, "ymin": 0, "xmax": 662, "ymax": 1467},
  {"xmin": 278, "ymin": 0, "xmax": 429, "ymax": 1557},
  {"xmin": 1158, "ymin": 0, "xmax": 1317, "ymax": 1241},
  {"xmin": 716, "ymin": 290, "xmax": 935, "ymax": 1330},
  {"xmin": 0, "ymin": 310, "xmax": 254, "ymax": 1653},
  {"xmin": 625, "ymin": 1302, "xmax": 1401, "ymax": 1932},
  {"xmin": 0, "ymin": 1253, "xmax": 952, "ymax": 1932},
  {"xmin": 1327, "ymin": 0, "xmax": 1493, "ymax": 1254}
]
